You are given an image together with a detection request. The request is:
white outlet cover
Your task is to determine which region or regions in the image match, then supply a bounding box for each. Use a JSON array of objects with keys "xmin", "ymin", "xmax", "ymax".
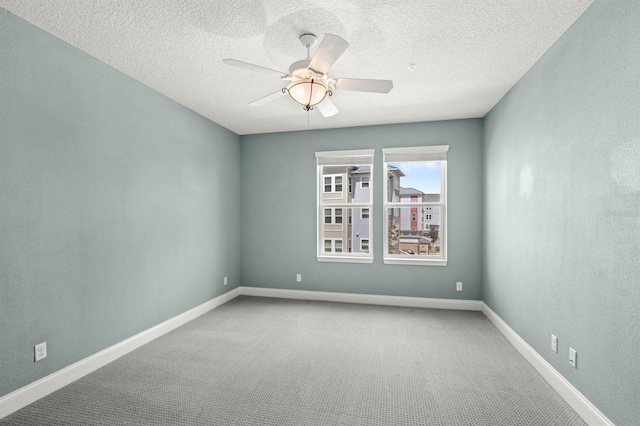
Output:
[
  {"xmin": 551, "ymin": 334, "xmax": 558, "ymax": 352},
  {"xmin": 296, "ymin": 274, "xmax": 302, "ymax": 282},
  {"xmin": 34, "ymin": 342, "xmax": 47, "ymax": 362},
  {"xmin": 456, "ymin": 282, "xmax": 462, "ymax": 291}
]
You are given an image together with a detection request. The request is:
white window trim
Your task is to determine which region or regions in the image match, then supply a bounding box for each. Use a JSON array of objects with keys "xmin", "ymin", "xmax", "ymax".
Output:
[
  {"xmin": 316, "ymin": 149, "xmax": 374, "ymax": 264},
  {"xmin": 382, "ymin": 145, "xmax": 448, "ymax": 266}
]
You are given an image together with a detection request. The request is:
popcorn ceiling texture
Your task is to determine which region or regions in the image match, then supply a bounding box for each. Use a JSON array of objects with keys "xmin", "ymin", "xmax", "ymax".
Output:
[{"xmin": 0, "ymin": 0, "xmax": 592, "ymax": 135}]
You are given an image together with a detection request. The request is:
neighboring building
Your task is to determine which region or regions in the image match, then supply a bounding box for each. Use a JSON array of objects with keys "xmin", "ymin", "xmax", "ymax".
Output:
[
  {"xmin": 398, "ymin": 188, "xmax": 440, "ymax": 233},
  {"xmin": 320, "ymin": 165, "xmax": 371, "ymax": 254},
  {"xmin": 350, "ymin": 166, "xmax": 372, "ymax": 253}
]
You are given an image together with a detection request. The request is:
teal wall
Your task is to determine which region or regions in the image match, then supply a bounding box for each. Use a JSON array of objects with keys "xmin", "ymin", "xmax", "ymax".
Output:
[
  {"xmin": 240, "ymin": 120, "xmax": 483, "ymax": 300},
  {"xmin": 3, "ymin": 1, "xmax": 637, "ymax": 423},
  {"xmin": 483, "ymin": 1, "xmax": 640, "ymax": 424},
  {"xmin": 0, "ymin": 9, "xmax": 241, "ymax": 398}
]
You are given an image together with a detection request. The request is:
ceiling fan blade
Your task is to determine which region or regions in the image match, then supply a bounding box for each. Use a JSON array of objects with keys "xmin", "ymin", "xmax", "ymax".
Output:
[
  {"xmin": 308, "ymin": 34, "xmax": 349, "ymax": 74},
  {"xmin": 249, "ymin": 90, "xmax": 286, "ymax": 106},
  {"xmin": 223, "ymin": 59, "xmax": 287, "ymax": 77},
  {"xmin": 334, "ymin": 78, "xmax": 393, "ymax": 93},
  {"xmin": 316, "ymin": 97, "xmax": 339, "ymax": 117}
]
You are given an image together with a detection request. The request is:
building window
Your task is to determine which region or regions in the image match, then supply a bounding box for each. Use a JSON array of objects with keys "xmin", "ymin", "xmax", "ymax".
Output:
[
  {"xmin": 361, "ymin": 239, "xmax": 369, "ymax": 252},
  {"xmin": 362, "ymin": 177, "xmax": 370, "ymax": 188},
  {"xmin": 323, "ymin": 208, "xmax": 344, "ymax": 225},
  {"xmin": 383, "ymin": 145, "xmax": 448, "ymax": 266},
  {"xmin": 316, "ymin": 149, "xmax": 374, "ymax": 263},
  {"xmin": 323, "ymin": 175, "xmax": 343, "ymax": 193},
  {"xmin": 323, "ymin": 239, "xmax": 343, "ymax": 253}
]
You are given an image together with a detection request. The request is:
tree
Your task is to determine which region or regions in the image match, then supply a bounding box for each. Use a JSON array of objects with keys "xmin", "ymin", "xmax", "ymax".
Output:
[
  {"xmin": 428, "ymin": 227, "xmax": 439, "ymax": 252},
  {"xmin": 428, "ymin": 226, "xmax": 439, "ymax": 242},
  {"xmin": 388, "ymin": 222, "xmax": 399, "ymax": 254}
]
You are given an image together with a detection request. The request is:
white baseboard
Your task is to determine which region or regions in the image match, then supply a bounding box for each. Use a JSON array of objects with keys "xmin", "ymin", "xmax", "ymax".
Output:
[
  {"xmin": 1, "ymin": 286, "xmax": 611, "ymax": 426},
  {"xmin": 481, "ymin": 303, "xmax": 614, "ymax": 426},
  {"xmin": 0, "ymin": 287, "xmax": 241, "ymax": 420},
  {"xmin": 239, "ymin": 286, "xmax": 482, "ymax": 311}
]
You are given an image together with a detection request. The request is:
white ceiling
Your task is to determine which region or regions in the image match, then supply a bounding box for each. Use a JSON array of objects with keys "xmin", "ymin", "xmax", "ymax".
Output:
[{"xmin": 1, "ymin": 0, "xmax": 593, "ymax": 135}]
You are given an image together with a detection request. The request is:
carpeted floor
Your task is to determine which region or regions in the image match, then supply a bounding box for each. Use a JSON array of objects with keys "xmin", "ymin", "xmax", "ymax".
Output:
[{"xmin": 1, "ymin": 296, "xmax": 586, "ymax": 425}]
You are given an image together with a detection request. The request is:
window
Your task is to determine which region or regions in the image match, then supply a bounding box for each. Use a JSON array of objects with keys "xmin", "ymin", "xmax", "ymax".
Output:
[
  {"xmin": 323, "ymin": 208, "xmax": 343, "ymax": 225},
  {"xmin": 323, "ymin": 175, "xmax": 343, "ymax": 193},
  {"xmin": 383, "ymin": 145, "xmax": 448, "ymax": 266},
  {"xmin": 323, "ymin": 239, "xmax": 343, "ymax": 253},
  {"xmin": 316, "ymin": 149, "xmax": 374, "ymax": 263}
]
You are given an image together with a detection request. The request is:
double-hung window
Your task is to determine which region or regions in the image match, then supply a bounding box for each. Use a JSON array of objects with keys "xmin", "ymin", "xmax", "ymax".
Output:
[
  {"xmin": 383, "ymin": 145, "xmax": 448, "ymax": 266},
  {"xmin": 316, "ymin": 149, "xmax": 374, "ymax": 263}
]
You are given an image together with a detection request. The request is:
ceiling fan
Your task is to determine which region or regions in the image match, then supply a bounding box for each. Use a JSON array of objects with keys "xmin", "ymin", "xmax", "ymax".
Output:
[{"xmin": 223, "ymin": 33, "xmax": 393, "ymax": 117}]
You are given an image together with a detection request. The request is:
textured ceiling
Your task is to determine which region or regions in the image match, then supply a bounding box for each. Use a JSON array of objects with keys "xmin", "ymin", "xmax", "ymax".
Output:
[{"xmin": 0, "ymin": 0, "xmax": 593, "ymax": 135}]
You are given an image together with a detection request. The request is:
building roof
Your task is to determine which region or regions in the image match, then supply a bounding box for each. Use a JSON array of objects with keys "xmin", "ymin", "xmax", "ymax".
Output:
[{"xmin": 353, "ymin": 165, "xmax": 371, "ymax": 174}]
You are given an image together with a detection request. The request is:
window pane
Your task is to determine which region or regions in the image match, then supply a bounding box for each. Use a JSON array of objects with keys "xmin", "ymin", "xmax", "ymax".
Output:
[
  {"xmin": 389, "ymin": 161, "xmax": 441, "ymax": 202},
  {"xmin": 335, "ymin": 240, "xmax": 343, "ymax": 253},
  {"xmin": 387, "ymin": 207, "xmax": 441, "ymax": 255},
  {"xmin": 321, "ymin": 208, "xmax": 370, "ymax": 254},
  {"xmin": 362, "ymin": 208, "xmax": 369, "ymax": 219},
  {"xmin": 361, "ymin": 239, "xmax": 369, "ymax": 252},
  {"xmin": 324, "ymin": 240, "xmax": 332, "ymax": 252},
  {"xmin": 335, "ymin": 208, "xmax": 343, "ymax": 224}
]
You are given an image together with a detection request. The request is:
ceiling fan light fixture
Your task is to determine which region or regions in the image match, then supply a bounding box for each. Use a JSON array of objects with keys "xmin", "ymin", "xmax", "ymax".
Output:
[{"xmin": 284, "ymin": 78, "xmax": 331, "ymax": 111}]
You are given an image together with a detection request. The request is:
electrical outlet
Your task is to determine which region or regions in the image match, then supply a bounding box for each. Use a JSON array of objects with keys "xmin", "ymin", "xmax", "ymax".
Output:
[
  {"xmin": 224, "ymin": 276, "xmax": 228, "ymax": 286},
  {"xmin": 34, "ymin": 342, "xmax": 47, "ymax": 362},
  {"xmin": 296, "ymin": 274, "xmax": 302, "ymax": 282},
  {"xmin": 551, "ymin": 334, "xmax": 558, "ymax": 353},
  {"xmin": 456, "ymin": 282, "xmax": 462, "ymax": 291},
  {"xmin": 569, "ymin": 347, "xmax": 577, "ymax": 368}
]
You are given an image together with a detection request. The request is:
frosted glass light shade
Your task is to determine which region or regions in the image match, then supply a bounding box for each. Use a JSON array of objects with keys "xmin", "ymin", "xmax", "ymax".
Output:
[{"xmin": 286, "ymin": 79, "xmax": 328, "ymax": 108}]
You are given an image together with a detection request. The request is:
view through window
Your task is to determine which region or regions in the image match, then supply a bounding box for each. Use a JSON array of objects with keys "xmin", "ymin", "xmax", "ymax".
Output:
[
  {"xmin": 383, "ymin": 146, "xmax": 448, "ymax": 265},
  {"xmin": 316, "ymin": 150, "xmax": 374, "ymax": 263}
]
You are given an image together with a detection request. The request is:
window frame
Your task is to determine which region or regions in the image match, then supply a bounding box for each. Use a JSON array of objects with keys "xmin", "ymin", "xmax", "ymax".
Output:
[
  {"xmin": 316, "ymin": 149, "xmax": 374, "ymax": 264},
  {"xmin": 382, "ymin": 145, "xmax": 448, "ymax": 266}
]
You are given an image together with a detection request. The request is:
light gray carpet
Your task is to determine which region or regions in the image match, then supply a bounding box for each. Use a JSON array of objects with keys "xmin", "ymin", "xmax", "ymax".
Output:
[{"xmin": 1, "ymin": 296, "xmax": 585, "ymax": 425}]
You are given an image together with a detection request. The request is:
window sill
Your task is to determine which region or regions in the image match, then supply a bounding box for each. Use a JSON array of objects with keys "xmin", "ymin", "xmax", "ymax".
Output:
[
  {"xmin": 317, "ymin": 255, "xmax": 374, "ymax": 264},
  {"xmin": 383, "ymin": 257, "xmax": 447, "ymax": 266}
]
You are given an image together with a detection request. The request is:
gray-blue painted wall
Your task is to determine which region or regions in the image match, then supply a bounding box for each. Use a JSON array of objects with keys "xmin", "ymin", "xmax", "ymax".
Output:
[
  {"xmin": 0, "ymin": 9, "xmax": 241, "ymax": 397},
  {"xmin": 483, "ymin": 1, "xmax": 640, "ymax": 424},
  {"xmin": 2, "ymin": 1, "xmax": 638, "ymax": 424},
  {"xmin": 240, "ymin": 121, "xmax": 483, "ymax": 300}
]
